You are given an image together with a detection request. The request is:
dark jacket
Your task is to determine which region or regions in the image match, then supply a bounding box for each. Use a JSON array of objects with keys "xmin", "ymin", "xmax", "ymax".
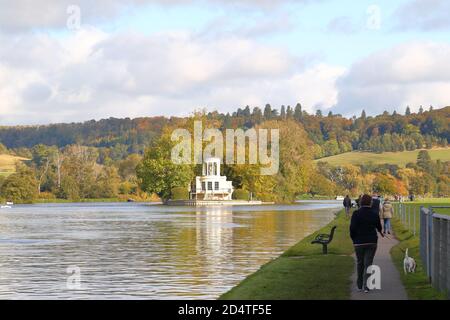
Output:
[
  {"xmin": 371, "ymin": 197, "xmax": 381, "ymax": 215},
  {"xmin": 343, "ymin": 197, "xmax": 352, "ymax": 208},
  {"xmin": 350, "ymin": 206, "xmax": 382, "ymax": 245}
]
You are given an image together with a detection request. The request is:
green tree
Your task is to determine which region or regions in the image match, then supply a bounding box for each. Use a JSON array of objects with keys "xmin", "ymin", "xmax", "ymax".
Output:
[
  {"xmin": 417, "ymin": 150, "xmax": 432, "ymax": 172},
  {"xmin": 95, "ymin": 166, "xmax": 121, "ymax": 198},
  {"xmin": 361, "ymin": 110, "xmax": 367, "ymax": 119},
  {"xmin": 294, "ymin": 103, "xmax": 302, "ymax": 121},
  {"xmin": 263, "ymin": 104, "xmax": 272, "ymax": 119},
  {"xmin": 118, "ymin": 154, "xmax": 142, "ymax": 180},
  {"xmin": 286, "ymin": 106, "xmax": 294, "ymax": 119},
  {"xmin": 280, "ymin": 105, "xmax": 286, "ymax": 119},
  {"xmin": 57, "ymin": 145, "xmax": 97, "ymax": 199},
  {"xmin": 0, "ymin": 164, "xmax": 38, "ymax": 203},
  {"xmin": 405, "ymin": 106, "xmax": 411, "ymax": 116},
  {"xmin": 136, "ymin": 136, "xmax": 194, "ymax": 201}
]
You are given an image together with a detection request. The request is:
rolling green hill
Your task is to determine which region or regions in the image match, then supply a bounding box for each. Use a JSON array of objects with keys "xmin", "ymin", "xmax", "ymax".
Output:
[
  {"xmin": 315, "ymin": 148, "xmax": 450, "ymax": 167},
  {"xmin": 0, "ymin": 154, "xmax": 28, "ymax": 176}
]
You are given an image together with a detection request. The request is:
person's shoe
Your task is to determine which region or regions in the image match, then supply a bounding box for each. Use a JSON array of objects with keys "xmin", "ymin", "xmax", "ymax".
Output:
[
  {"xmin": 364, "ymin": 288, "xmax": 370, "ymax": 293},
  {"xmin": 357, "ymin": 288, "xmax": 363, "ymax": 292}
]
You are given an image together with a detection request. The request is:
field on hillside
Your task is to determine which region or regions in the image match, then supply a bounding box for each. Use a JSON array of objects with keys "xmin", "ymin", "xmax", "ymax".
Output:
[
  {"xmin": 0, "ymin": 154, "xmax": 28, "ymax": 176},
  {"xmin": 315, "ymin": 148, "xmax": 450, "ymax": 167}
]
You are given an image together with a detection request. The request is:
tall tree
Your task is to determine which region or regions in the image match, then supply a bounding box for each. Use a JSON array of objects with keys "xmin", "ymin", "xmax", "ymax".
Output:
[
  {"xmin": 361, "ymin": 110, "xmax": 367, "ymax": 119},
  {"xmin": 280, "ymin": 105, "xmax": 286, "ymax": 119},
  {"xmin": 286, "ymin": 106, "xmax": 294, "ymax": 119},
  {"xmin": 263, "ymin": 104, "xmax": 272, "ymax": 120},
  {"xmin": 405, "ymin": 106, "xmax": 411, "ymax": 116},
  {"xmin": 417, "ymin": 150, "xmax": 432, "ymax": 172},
  {"xmin": 294, "ymin": 103, "xmax": 302, "ymax": 121},
  {"xmin": 136, "ymin": 136, "xmax": 194, "ymax": 201}
]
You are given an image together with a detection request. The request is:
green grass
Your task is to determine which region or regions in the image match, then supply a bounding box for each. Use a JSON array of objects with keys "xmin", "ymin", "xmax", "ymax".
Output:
[
  {"xmin": 34, "ymin": 198, "xmax": 127, "ymax": 204},
  {"xmin": 0, "ymin": 154, "xmax": 28, "ymax": 176},
  {"xmin": 392, "ymin": 201, "xmax": 450, "ymax": 236},
  {"xmin": 390, "ymin": 200, "xmax": 450, "ymax": 300},
  {"xmin": 315, "ymin": 148, "xmax": 450, "ymax": 167},
  {"xmin": 391, "ymin": 218, "xmax": 447, "ymax": 300},
  {"xmin": 296, "ymin": 194, "xmax": 333, "ymax": 200},
  {"xmin": 220, "ymin": 210, "xmax": 355, "ymax": 300}
]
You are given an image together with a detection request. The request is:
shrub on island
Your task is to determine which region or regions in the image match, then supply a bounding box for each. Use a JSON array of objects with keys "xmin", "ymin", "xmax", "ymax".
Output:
[
  {"xmin": 171, "ymin": 187, "xmax": 189, "ymax": 200},
  {"xmin": 232, "ymin": 189, "xmax": 250, "ymax": 201}
]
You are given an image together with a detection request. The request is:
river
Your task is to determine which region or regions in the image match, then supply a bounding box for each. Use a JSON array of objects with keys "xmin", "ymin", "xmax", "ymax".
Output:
[{"xmin": 0, "ymin": 201, "xmax": 341, "ymax": 299}]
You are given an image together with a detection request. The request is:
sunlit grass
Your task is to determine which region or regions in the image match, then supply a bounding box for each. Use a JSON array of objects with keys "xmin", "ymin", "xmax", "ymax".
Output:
[
  {"xmin": 391, "ymin": 218, "xmax": 447, "ymax": 300},
  {"xmin": 220, "ymin": 211, "xmax": 354, "ymax": 300},
  {"xmin": 316, "ymin": 148, "xmax": 450, "ymax": 167},
  {"xmin": 0, "ymin": 154, "xmax": 28, "ymax": 176}
]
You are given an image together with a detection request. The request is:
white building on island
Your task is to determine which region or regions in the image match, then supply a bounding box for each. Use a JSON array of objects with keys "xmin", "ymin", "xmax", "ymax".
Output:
[{"xmin": 191, "ymin": 157, "xmax": 234, "ymax": 201}]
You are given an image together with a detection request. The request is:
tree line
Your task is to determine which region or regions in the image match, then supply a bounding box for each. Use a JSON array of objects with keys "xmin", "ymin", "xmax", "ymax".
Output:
[{"xmin": 0, "ymin": 106, "xmax": 448, "ymax": 203}]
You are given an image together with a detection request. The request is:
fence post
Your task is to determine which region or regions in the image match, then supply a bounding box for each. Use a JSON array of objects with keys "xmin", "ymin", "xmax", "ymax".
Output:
[
  {"xmin": 432, "ymin": 215, "xmax": 440, "ymax": 289},
  {"xmin": 447, "ymin": 218, "xmax": 450, "ymax": 299},
  {"xmin": 439, "ymin": 218, "xmax": 447, "ymax": 293},
  {"xmin": 413, "ymin": 206, "xmax": 416, "ymax": 237},
  {"xmin": 408, "ymin": 206, "xmax": 411, "ymax": 231},
  {"xmin": 420, "ymin": 207, "xmax": 426, "ymax": 273},
  {"xmin": 427, "ymin": 206, "xmax": 433, "ymax": 280},
  {"xmin": 402, "ymin": 204, "xmax": 405, "ymax": 225}
]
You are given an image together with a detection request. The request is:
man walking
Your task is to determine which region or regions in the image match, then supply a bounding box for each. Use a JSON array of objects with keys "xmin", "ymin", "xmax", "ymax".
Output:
[
  {"xmin": 343, "ymin": 195, "xmax": 352, "ymax": 218},
  {"xmin": 371, "ymin": 192, "xmax": 382, "ymax": 216}
]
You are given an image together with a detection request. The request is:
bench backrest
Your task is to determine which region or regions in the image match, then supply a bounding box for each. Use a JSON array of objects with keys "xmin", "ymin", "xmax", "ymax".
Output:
[{"xmin": 328, "ymin": 226, "xmax": 337, "ymax": 242}]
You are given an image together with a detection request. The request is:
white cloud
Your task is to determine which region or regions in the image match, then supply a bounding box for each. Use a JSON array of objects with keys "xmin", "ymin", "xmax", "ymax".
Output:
[
  {"xmin": 0, "ymin": 27, "xmax": 342, "ymax": 125},
  {"xmin": 0, "ymin": 0, "xmax": 318, "ymax": 32},
  {"xmin": 334, "ymin": 41, "xmax": 450, "ymax": 116}
]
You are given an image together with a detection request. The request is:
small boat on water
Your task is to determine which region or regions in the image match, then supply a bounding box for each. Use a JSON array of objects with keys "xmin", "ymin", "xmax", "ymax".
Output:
[{"xmin": 1, "ymin": 201, "xmax": 13, "ymax": 209}]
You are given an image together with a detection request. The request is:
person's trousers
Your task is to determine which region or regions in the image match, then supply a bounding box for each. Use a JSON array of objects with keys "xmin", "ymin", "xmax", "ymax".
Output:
[
  {"xmin": 354, "ymin": 244, "xmax": 377, "ymax": 290},
  {"xmin": 384, "ymin": 218, "xmax": 391, "ymax": 233}
]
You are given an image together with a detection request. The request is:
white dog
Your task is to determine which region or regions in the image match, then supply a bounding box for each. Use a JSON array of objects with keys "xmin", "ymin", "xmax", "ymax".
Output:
[{"xmin": 403, "ymin": 248, "xmax": 416, "ymax": 274}]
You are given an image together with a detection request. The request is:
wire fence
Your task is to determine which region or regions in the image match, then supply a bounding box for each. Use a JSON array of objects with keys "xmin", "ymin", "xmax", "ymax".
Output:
[{"xmin": 392, "ymin": 202, "xmax": 420, "ymax": 236}]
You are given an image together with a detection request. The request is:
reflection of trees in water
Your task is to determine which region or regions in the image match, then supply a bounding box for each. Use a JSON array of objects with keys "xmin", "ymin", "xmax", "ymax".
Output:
[
  {"xmin": 0, "ymin": 204, "xmax": 337, "ymax": 299},
  {"xmin": 194, "ymin": 207, "xmax": 234, "ymax": 286}
]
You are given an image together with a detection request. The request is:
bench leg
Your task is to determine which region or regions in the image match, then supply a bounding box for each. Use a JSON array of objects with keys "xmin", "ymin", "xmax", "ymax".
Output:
[{"xmin": 322, "ymin": 244, "xmax": 328, "ymax": 255}]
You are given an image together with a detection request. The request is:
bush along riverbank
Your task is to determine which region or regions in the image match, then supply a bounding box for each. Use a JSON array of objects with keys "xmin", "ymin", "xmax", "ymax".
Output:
[
  {"xmin": 390, "ymin": 209, "xmax": 448, "ymax": 300},
  {"xmin": 220, "ymin": 210, "xmax": 355, "ymax": 300}
]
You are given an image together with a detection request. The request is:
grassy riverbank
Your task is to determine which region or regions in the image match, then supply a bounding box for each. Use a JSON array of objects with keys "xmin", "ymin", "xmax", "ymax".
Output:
[
  {"xmin": 220, "ymin": 210, "xmax": 354, "ymax": 300},
  {"xmin": 390, "ymin": 201, "xmax": 450, "ymax": 300},
  {"xmin": 34, "ymin": 198, "xmax": 128, "ymax": 204}
]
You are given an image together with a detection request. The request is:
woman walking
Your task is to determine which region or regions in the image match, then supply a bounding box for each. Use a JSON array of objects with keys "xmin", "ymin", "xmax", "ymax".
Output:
[
  {"xmin": 350, "ymin": 194, "xmax": 384, "ymax": 293},
  {"xmin": 381, "ymin": 198, "xmax": 394, "ymax": 235}
]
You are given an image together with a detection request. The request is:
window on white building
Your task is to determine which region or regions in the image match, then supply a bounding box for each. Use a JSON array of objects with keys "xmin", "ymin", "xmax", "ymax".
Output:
[
  {"xmin": 215, "ymin": 182, "xmax": 219, "ymax": 190},
  {"xmin": 201, "ymin": 182, "xmax": 206, "ymax": 191},
  {"xmin": 208, "ymin": 182, "xmax": 213, "ymax": 190}
]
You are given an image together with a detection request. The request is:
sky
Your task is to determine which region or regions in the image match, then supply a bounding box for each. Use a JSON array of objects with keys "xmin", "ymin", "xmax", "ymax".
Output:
[{"xmin": 0, "ymin": 0, "xmax": 450, "ymax": 125}]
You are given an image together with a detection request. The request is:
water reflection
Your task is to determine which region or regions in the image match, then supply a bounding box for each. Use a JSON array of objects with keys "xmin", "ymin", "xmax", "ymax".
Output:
[{"xmin": 0, "ymin": 202, "xmax": 340, "ymax": 299}]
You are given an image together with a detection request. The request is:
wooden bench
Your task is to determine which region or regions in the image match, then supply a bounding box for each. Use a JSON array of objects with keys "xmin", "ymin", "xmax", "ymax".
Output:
[{"xmin": 311, "ymin": 226, "xmax": 337, "ymax": 254}]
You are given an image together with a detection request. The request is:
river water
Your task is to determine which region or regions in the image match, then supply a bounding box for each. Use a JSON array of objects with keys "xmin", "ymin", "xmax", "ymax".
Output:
[{"xmin": 0, "ymin": 201, "xmax": 341, "ymax": 299}]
